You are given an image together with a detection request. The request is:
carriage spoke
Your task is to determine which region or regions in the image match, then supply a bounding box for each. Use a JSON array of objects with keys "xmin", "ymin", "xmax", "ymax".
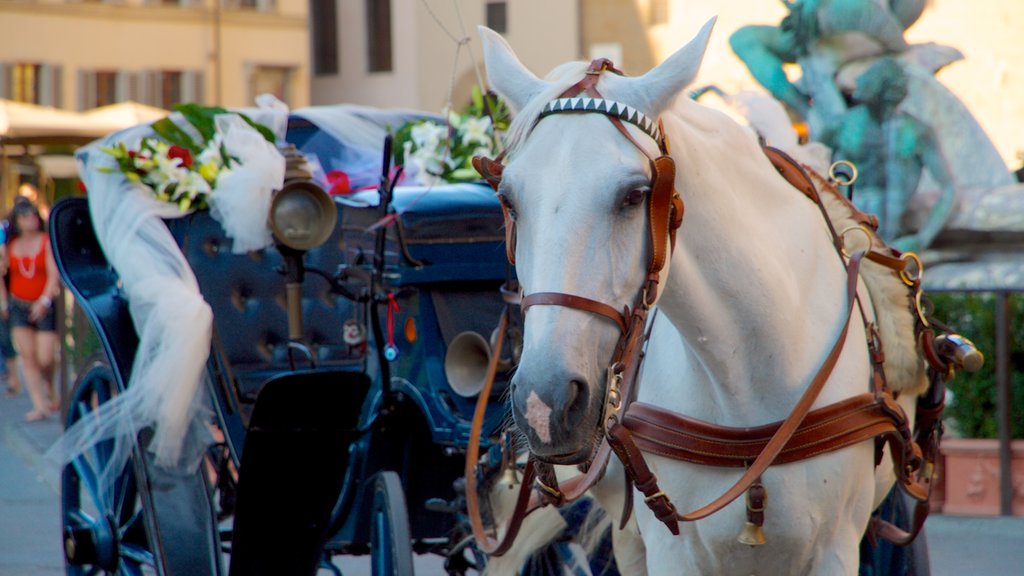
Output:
[
  {"xmin": 119, "ymin": 542, "xmax": 155, "ymax": 568},
  {"xmin": 70, "ymin": 456, "xmax": 105, "ymax": 510},
  {"xmin": 65, "ymin": 508, "xmax": 98, "ymax": 530}
]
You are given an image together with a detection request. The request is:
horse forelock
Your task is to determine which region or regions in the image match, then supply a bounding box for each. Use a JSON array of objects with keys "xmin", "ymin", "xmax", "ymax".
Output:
[{"xmin": 502, "ymin": 61, "xmax": 590, "ymax": 156}]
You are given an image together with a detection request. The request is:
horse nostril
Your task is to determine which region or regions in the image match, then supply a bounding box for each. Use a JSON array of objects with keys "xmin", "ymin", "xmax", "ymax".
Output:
[{"xmin": 563, "ymin": 379, "xmax": 590, "ymax": 428}]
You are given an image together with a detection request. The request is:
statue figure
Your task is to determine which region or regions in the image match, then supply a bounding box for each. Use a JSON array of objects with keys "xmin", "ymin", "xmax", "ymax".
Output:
[
  {"xmin": 730, "ymin": 0, "xmax": 926, "ymax": 129},
  {"xmin": 821, "ymin": 58, "xmax": 956, "ymax": 252},
  {"xmin": 729, "ymin": 1, "xmax": 1016, "ymax": 254}
]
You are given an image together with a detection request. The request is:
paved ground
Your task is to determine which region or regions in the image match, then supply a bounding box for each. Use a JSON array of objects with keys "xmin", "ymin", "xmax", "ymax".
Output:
[{"xmin": 3, "ymin": 389, "xmax": 1023, "ymax": 575}]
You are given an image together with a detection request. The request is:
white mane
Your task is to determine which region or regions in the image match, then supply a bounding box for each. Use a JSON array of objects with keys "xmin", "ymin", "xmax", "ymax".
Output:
[{"xmin": 810, "ymin": 171, "xmax": 929, "ymax": 394}]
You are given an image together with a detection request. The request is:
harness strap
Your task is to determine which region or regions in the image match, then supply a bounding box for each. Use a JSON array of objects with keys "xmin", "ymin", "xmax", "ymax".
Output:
[
  {"xmin": 463, "ymin": 310, "xmax": 536, "ymax": 556},
  {"xmin": 625, "ymin": 392, "xmax": 910, "ymax": 467},
  {"xmin": 608, "ymin": 251, "xmax": 868, "ymax": 530},
  {"xmin": 522, "ymin": 292, "xmax": 627, "ymax": 333}
]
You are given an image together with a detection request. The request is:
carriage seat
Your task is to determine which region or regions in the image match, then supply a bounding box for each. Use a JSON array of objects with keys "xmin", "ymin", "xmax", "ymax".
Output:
[
  {"xmin": 341, "ymin": 183, "xmax": 508, "ymax": 285},
  {"xmin": 53, "ymin": 197, "xmax": 361, "ymax": 404},
  {"xmin": 167, "ymin": 209, "xmax": 361, "ymax": 401}
]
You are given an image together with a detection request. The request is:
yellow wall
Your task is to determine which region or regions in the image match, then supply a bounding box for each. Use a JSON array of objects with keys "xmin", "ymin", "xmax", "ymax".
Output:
[{"xmin": 0, "ymin": 1, "xmax": 310, "ymax": 109}]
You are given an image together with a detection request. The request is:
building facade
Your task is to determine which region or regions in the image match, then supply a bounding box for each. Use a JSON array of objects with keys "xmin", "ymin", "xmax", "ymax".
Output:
[
  {"xmin": 0, "ymin": 0, "xmax": 311, "ymax": 112},
  {"xmin": 310, "ymin": 0, "xmax": 580, "ymax": 113}
]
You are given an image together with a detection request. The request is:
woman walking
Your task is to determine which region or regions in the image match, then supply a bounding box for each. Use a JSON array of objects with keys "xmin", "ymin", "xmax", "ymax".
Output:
[{"xmin": 8, "ymin": 198, "xmax": 59, "ymax": 421}]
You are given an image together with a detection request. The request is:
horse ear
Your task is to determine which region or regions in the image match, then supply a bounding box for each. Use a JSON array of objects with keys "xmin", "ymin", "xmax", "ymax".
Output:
[
  {"xmin": 628, "ymin": 17, "xmax": 717, "ymax": 115},
  {"xmin": 479, "ymin": 26, "xmax": 547, "ymax": 113}
]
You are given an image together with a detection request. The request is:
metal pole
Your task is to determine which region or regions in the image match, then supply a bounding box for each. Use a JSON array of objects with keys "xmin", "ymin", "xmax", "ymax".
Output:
[{"xmin": 995, "ymin": 291, "xmax": 1012, "ymax": 515}]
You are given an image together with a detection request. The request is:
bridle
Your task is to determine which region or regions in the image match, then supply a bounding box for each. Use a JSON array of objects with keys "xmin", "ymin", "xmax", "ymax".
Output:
[
  {"xmin": 466, "ymin": 57, "xmax": 684, "ymax": 553},
  {"xmin": 465, "ymin": 59, "xmax": 941, "ymax": 556},
  {"xmin": 474, "ymin": 58, "xmax": 684, "ymax": 471}
]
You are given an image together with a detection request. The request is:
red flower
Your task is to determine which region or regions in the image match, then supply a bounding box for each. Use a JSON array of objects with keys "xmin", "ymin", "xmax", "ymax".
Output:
[
  {"xmin": 326, "ymin": 170, "xmax": 351, "ymax": 195},
  {"xmin": 167, "ymin": 145, "xmax": 193, "ymax": 169}
]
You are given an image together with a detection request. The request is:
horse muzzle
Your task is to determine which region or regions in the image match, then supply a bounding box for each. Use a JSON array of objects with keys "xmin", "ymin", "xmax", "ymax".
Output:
[{"xmin": 509, "ymin": 371, "xmax": 602, "ymax": 464}]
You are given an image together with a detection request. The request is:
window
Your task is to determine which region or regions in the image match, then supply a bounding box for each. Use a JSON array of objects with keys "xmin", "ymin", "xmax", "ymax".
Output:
[
  {"xmin": 2, "ymin": 63, "xmax": 62, "ymax": 106},
  {"xmin": 159, "ymin": 71, "xmax": 182, "ymax": 109},
  {"xmin": 249, "ymin": 65, "xmax": 293, "ymax": 104},
  {"xmin": 79, "ymin": 69, "xmax": 135, "ymax": 109},
  {"xmin": 486, "ymin": 1, "xmax": 507, "ymax": 34},
  {"xmin": 141, "ymin": 70, "xmax": 203, "ymax": 108},
  {"xmin": 311, "ymin": 0, "xmax": 338, "ymax": 76},
  {"xmin": 95, "ymin": 71, "xmax": 118, "ymax": 106},
  {"xmin": 366, "ymin": 0, "xmax": 392, "ymax": 73}
]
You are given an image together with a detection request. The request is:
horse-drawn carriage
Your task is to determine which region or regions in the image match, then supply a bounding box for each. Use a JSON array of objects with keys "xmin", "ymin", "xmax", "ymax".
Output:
[{"xmin": 50, "ymin": 20, "xmax": 985, "ymax": 576}]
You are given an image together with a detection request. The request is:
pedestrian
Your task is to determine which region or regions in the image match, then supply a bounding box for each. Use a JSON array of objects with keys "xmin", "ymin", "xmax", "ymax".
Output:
[
  {"xmin": 7, "ymin": 197, "xmax": 60, "ymax": 421},
  {"xmin": 0, "ymin": 207, "xmax": 21, "ymax": 397}
]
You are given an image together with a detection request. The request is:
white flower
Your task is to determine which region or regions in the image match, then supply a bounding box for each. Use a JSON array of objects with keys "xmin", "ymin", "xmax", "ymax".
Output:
[
  {"xmin": 410, "ymin": 121, "xmax": 447, "ymax": 151},
  {"xmin": 461, "ymin": 116, "xmax": 493, "ymax": 148}
]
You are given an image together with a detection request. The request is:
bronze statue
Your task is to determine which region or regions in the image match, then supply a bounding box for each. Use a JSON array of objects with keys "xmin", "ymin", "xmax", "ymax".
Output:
[{"xmin": 821, "ymin": 58, "xmax": 956, "ymax": 252}]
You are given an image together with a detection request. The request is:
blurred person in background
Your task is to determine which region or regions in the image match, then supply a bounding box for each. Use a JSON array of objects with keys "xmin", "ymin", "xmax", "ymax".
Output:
[
  {"xmin": 0, "ymin": 204, "xmax": 21, "ymax": 397},
  {"xmin": 8, "ymin": 197, "xmax": 60, "ymax": 421}
]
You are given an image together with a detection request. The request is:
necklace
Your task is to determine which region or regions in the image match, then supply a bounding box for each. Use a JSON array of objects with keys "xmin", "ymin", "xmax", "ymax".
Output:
[
  {"xmin": 17, "ymin": 255, "xmax": 36, "ymax": 279},
  {"xmin": 13, "ymin": 236, "xmax": 41, "ymax": 279}
]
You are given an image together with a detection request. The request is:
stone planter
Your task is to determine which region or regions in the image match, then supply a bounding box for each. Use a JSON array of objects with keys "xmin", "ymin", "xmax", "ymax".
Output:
[{"xmin": 939, "ymin": 438, "xmax": 1024, "ymax": 516}]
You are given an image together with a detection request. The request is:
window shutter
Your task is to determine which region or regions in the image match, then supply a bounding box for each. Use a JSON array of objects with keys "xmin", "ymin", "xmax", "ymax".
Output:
[
  {"xmin": 191, "ymin": 71, "xmax": 205, "ymax": 104},
  {"xmin": 79, "ymin": 69, "xmax": 95, "ymax": 110},
  {"xmin": 116, "ymin": 70, "xmax": 134, "ymax": 102},
  {"xmin": 139, "ymin": 70, "xmax": 155, "ymax": 106},
  {"xmin": 51, "ymin": 64, "xmax": 63, "ymax": 108},
  {"xmin": 37, "ymin": 64, "xmax": 61, "ymax": 107},
  {"xmin": 0, "ymin": 63, "xmax": 9, "ymax": 99}
]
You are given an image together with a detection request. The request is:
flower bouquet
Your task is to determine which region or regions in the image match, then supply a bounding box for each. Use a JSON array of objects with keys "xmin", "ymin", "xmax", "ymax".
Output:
[
  {"xmin": 100, "ymin": 103, "xmax": 277, "ymax": 211},
  {"xmin": 392, "ymin": 88, "xmax": 508, "ymax": 186}
]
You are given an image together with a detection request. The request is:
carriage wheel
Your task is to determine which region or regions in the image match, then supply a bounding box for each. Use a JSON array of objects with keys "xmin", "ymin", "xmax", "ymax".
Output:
[
  {"xmin": 60, "ymin": 357, "xmax": 157, "ymax": 575},
  {"xmin": 369, "ymin": 471, "xmax": 414, "ymax": 576}
]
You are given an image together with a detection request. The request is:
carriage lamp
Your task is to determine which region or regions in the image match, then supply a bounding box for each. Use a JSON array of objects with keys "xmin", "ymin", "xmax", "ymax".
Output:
[
  {"xmin": 268, "ymin": 179, "xmax": 337, "ymax": 252},
  {"xmin": 268, "ymin": 162, "xmax": 338, "ymax": 344}
]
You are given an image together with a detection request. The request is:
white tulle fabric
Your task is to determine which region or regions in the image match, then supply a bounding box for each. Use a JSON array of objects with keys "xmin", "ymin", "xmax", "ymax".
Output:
[
  {"xmin": 208, "ymin": 114, "xmax": 285, "ymax": 253},
  {"xmin": 46, "ymin": 107, "xmax": 286, "ymax": 497}
]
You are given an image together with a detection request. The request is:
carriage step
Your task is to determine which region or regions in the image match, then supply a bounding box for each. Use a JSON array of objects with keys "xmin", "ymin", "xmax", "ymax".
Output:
[{"xmin": 229, "ymin": 369, "xmax": 370, "ymax": 576}]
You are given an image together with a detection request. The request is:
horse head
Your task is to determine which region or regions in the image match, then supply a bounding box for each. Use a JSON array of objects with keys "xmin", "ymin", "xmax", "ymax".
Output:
[{"xmin": 479, "ymin": 19, "xmax": 715, "ymax": 463}]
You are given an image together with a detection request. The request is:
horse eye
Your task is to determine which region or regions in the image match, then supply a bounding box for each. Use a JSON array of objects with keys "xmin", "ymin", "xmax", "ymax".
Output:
[{"xmin": 623, "ymin": 188, "xmax": 647, "ymax": 207}]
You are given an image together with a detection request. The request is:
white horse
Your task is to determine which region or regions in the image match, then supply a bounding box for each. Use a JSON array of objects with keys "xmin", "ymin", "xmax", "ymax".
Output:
[{"xmin": 479, "ymin": 18, "xmax": 928, "ymax": 575}]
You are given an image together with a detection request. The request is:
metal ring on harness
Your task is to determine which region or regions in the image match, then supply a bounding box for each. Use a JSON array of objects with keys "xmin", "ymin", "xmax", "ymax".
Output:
[
  {"xmin": 829, "ymin": 160, "xmax": 858, "ymax": 186},
  {"xmin": 899, "ymin": 252, "xmax": 924, "ymax": 286},
  {"xmin": 914, "ymin": 290, "xmax": 930, "ymax": 329},
  {"xmin": 839, "ymin": 225, "xmax": 873, "ymax": 260}
]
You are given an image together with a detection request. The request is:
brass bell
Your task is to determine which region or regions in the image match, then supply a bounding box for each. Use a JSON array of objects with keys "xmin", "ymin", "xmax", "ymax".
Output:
[
  {"xmin": 738, "ymin": 521, "xmax": 767, "ymax": 546},
  {"xmin": 498, "ymin": 465, "xmax": 519, "ymax": 490}
]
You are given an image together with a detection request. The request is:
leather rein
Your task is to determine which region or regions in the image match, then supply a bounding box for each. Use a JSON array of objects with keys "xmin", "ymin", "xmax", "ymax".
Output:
[{"xmin": 465, "ymin": 59, "xmax": 939, "ymax": 556}]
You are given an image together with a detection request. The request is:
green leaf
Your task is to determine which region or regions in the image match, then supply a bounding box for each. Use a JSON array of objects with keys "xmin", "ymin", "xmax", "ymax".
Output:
[
  {"xmin": 176, "ymin": 103, "xmax": 276, "ymax": 144},
  {"xmin": 175, "ymin": 103, "xmax": 228, "ymax": 142},
  {"xmin": 151, "ymin": 117, "xmax": 202, "ymax": 155}
]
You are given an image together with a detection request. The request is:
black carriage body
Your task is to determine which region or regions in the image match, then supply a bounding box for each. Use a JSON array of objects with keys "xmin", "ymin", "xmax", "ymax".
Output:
[{"xmin": 52, "ymin": 118, "xmax": 515, "ymax": 573}]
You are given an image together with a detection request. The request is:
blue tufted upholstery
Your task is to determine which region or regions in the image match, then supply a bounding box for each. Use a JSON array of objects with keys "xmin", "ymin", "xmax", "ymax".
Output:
[{"xmin": 167, "ymin": 210, "xmax": 359, "ymax": 400}]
